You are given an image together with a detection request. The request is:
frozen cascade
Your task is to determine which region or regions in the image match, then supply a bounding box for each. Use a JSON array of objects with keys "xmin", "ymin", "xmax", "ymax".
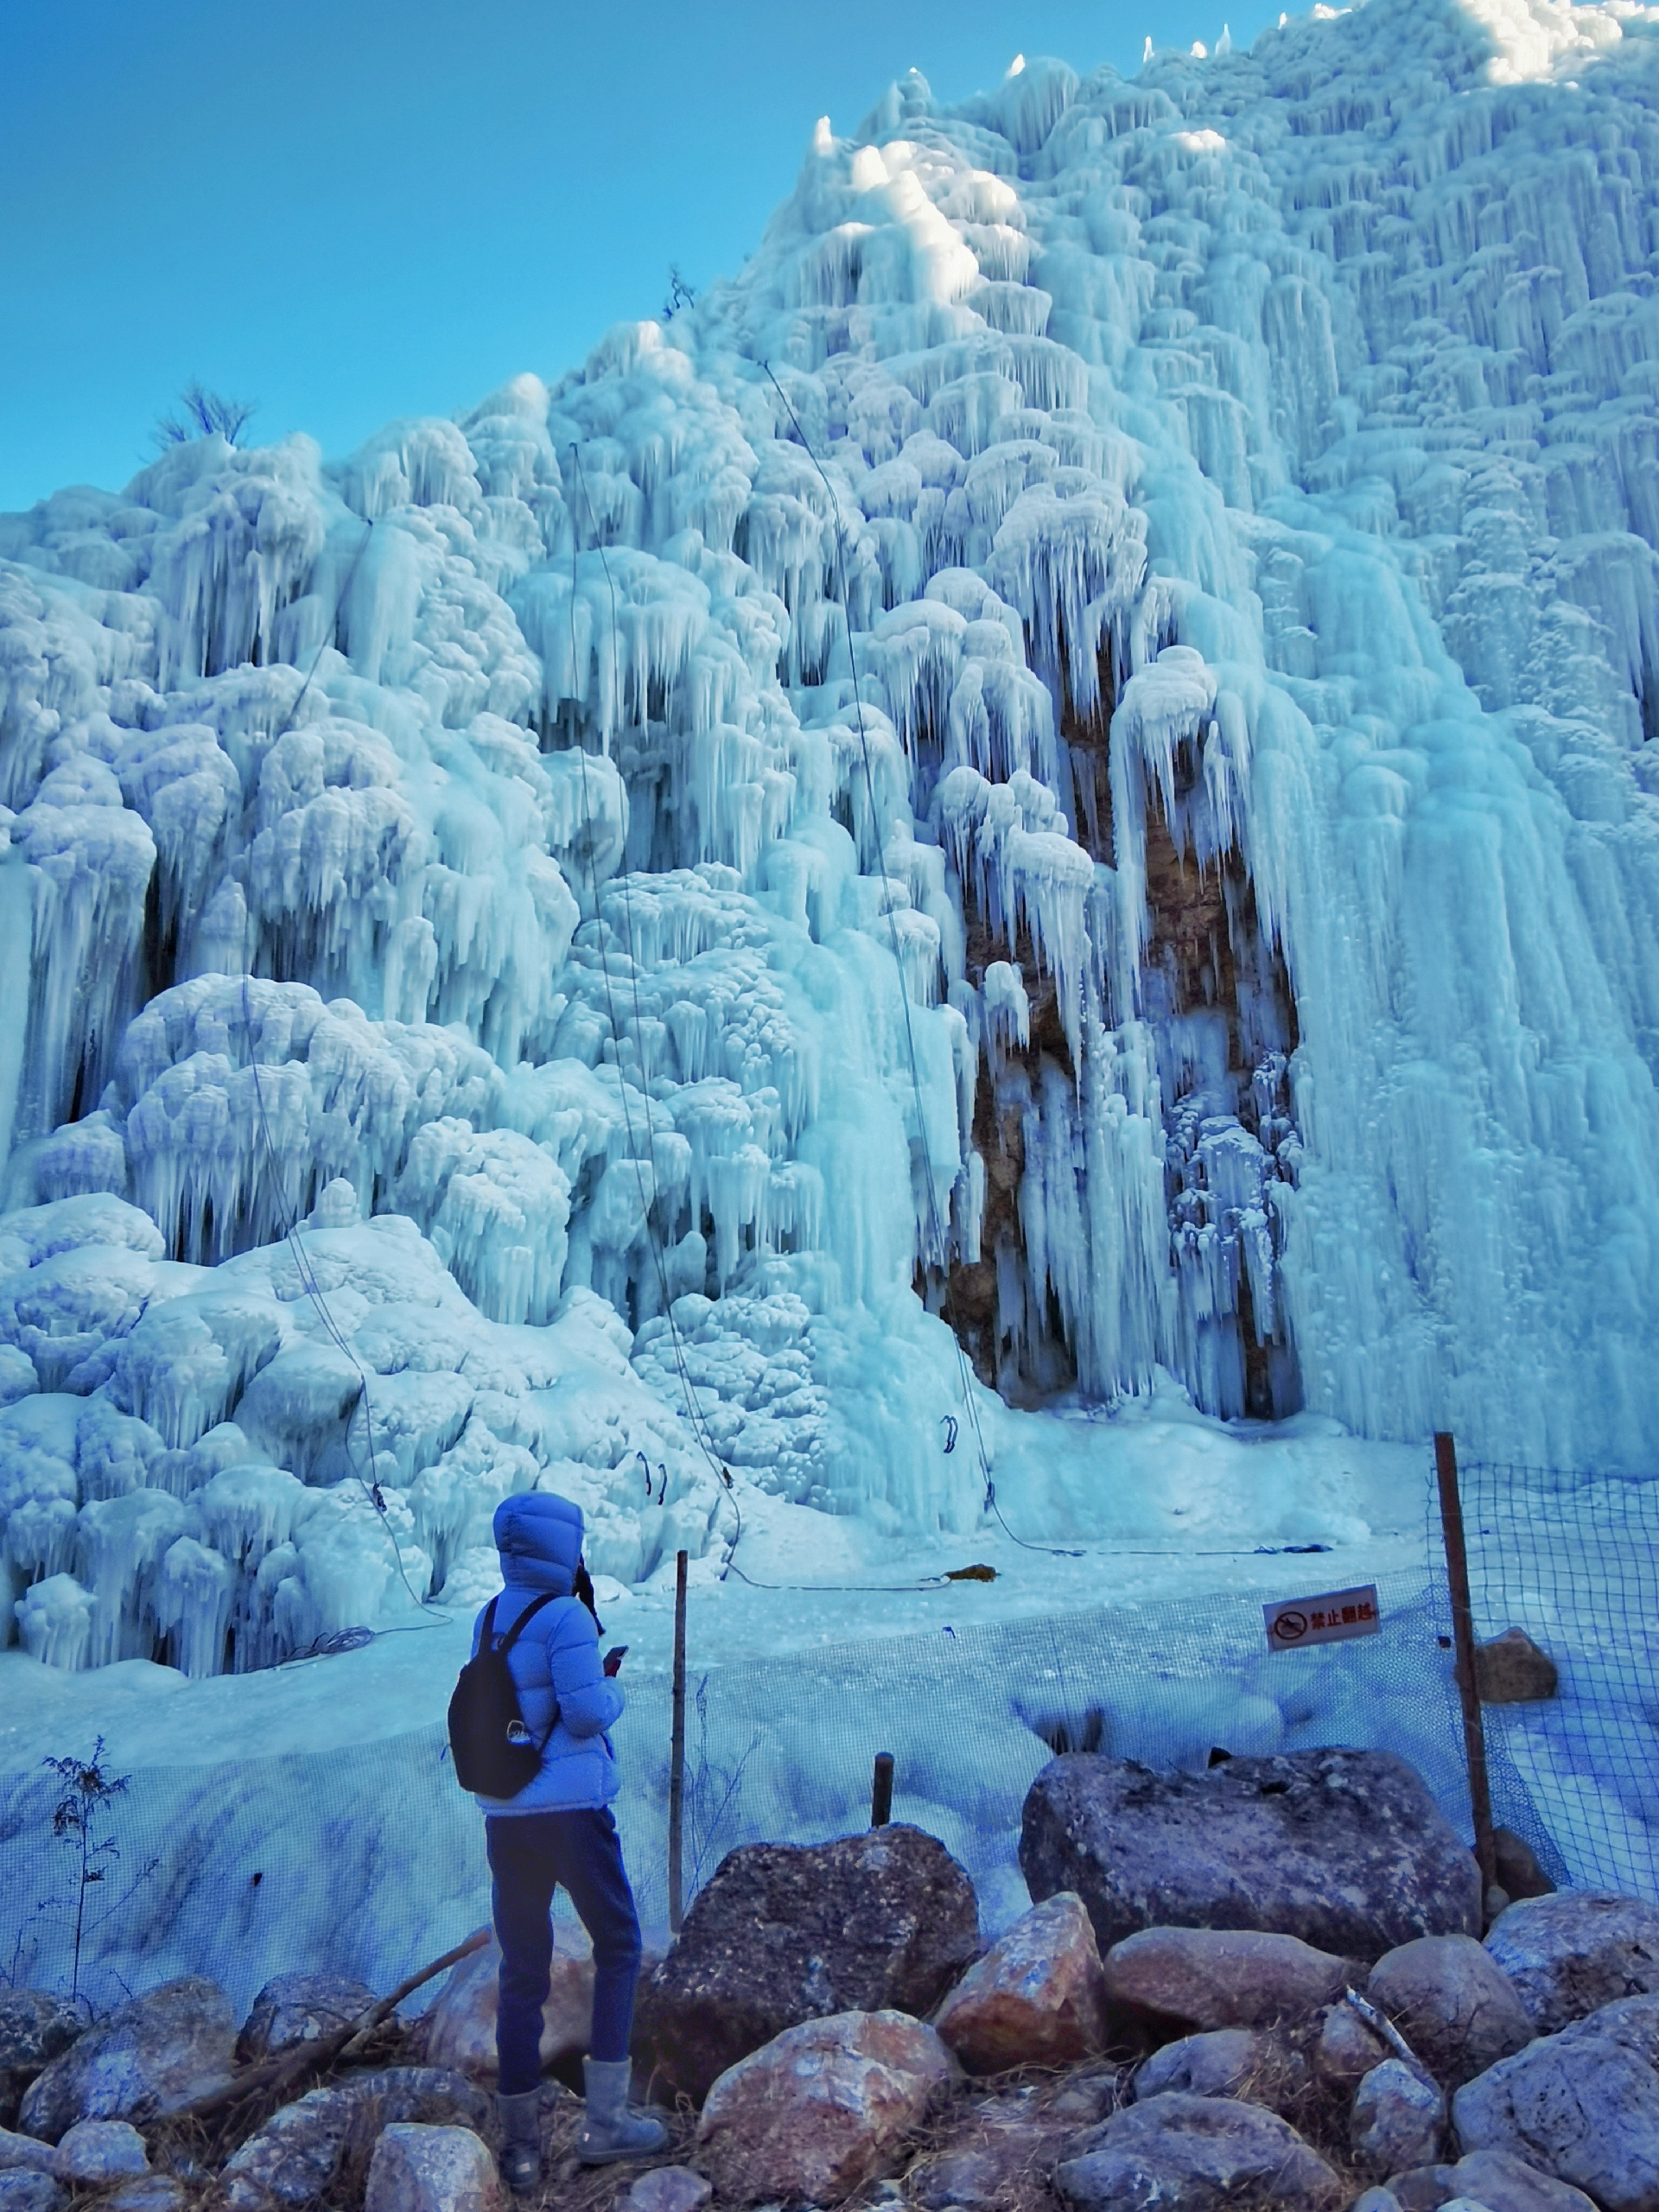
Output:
[{"xmin": 8, "ymin": 0, "xmax": 1659, "ymax": 1674}]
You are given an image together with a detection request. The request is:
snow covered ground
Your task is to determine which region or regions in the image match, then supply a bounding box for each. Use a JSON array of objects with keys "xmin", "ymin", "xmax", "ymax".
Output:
[{"xmin": 7, "ymin": 0, "xmax": 1659, "ymax": 2002}]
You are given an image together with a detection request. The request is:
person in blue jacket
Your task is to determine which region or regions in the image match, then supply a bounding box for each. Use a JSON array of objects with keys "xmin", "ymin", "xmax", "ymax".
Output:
[{"xmin": 472, "ymin": 1491, "xmax": 667, "ymax": 2190}]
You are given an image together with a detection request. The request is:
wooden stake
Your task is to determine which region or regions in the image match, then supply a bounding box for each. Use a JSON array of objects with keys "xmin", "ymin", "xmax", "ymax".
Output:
[
  {"xmin": 668, "ymin": 1548, "xmax": 688, "ymax": 1934},
  {"xmin": 871, "ymin": 1751, "xmax": 895, "ymax": 1827},
  {"xmin": 1434, "ymin": 1431, "xmax": 1497, "ymax": 1898}
]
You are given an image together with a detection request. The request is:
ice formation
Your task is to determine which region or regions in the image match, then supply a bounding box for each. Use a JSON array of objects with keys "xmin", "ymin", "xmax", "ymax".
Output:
[{"xmin": 6, "ymin": 0, "xmax": 1659, "ymax": 1675}]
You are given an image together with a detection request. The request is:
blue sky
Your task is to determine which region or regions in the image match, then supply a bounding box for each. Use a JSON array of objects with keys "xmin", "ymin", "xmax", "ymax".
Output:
[{"xmin": 2, "ymin": 0, "xmax": 1275, "ymax": 512}]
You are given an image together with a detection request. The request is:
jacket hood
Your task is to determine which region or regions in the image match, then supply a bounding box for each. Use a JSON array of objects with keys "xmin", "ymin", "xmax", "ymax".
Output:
[{"xmin": 493, "ymin": 1491, "xmax": 583, "ymax": 1594}]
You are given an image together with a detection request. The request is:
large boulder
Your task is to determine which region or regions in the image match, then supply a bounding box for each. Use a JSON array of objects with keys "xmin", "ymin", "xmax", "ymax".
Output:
[
  {"xmin": 362, "ymin": 2125, "xmax": 501, "ymax": 2212},
  {"xmin": 695, "ymin": 2010, "xmax": 956, "ymax": 2206},
  {"xmin": 0, "ymin": 1998, "xmax": 84, "ymax": 2128},
  {"xmin": 236, "ymin": 1974, "xmax": 375, "ymax": 2064},
  {"xmin": 18, "ymin": 1980, "xmax": 234, "ymax": 2140},
  {"xmin": 1484, "ymin": 1893, "xmax": 1659, "ymax": 2034},
  {"xmin": 1368, "ymin": 1936, "xmax": 1534, "ymax": 2087},
  {"xmin": 1452, "ymin": 1992, "xmax": 1659, "ymax": 2212},
  {"xmin": 213, "ymin": 2066, "xmax": 489, "ymax": 2211},
  {"xmin": 639, "ymin": 1825, "xmax": 979, "ymax": 2104},
  {"xmin": 933, "ymin": 1893, "xmax": 1107, "ymax": 2074},
  {"xmin": 1021, "ymin": 1751, "xmax": 1479, "ymax": 1961},
  {"xmin": 1103, "ymin": 1927, "xmax": 1351, "ymax": 2036},
  {"xmin": 1352, "ymin": 2059, "xmax": 1445, "ymax": 2174},
  {"xmin": 1134, "ymin": 2027, "xmax": 1306, "ymax": 2114},
  {"xmin": 1053, "ymin": 2090, "xmax": 1344, "ymax": 2212},
  {"xmin": 417, "ymin": 1928, "xmax": 607, "ymax": 2079}
]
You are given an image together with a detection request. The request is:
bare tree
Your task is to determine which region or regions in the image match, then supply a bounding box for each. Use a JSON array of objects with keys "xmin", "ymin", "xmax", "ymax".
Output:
[{"xmin": 152, "ymin": 381, "xmax": 258, "ymax": 450}]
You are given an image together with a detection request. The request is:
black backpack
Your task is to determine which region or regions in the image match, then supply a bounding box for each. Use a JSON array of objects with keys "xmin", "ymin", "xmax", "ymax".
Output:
[{"xmin": 447, "ymin": 1592, "xmax": 559, "ymax": 1796}]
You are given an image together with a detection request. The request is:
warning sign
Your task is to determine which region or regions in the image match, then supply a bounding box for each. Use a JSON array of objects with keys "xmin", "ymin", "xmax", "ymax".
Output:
[{"xmin": 1263, "ymin": 1585, "xmax": 1381, "ymax": 1651}]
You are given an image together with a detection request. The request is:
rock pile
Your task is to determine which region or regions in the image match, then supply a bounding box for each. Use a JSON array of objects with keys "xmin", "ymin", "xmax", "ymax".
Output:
[{"xmin": 5, "ymin": 1746, "xmax": 1656, "ymax": 2212}]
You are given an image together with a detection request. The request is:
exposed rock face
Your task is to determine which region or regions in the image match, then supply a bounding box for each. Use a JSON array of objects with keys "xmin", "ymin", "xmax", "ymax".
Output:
[
  {"xmin": 1134, "ymin": 2028, "xmax": 1307, "ymax": 2114},
  {"xmin": 639, "ymin": 1825, "xmax": 980, "ymax": 2104},
  {"xmin": 1020, "ymin": 1751, "xmax": 1481, "ymax": 1961},
  {"xmin": 1452, "ymin": 1993, "xmax": 1659, "ymax": 2212},
  {"xmin": 1053, "ymin": 2090, "xmax": 1344, "ymax": 2212},
  {"xmin": 362, "ymin": 2125, "xmax": 501, "ymax": 2212},
  {"xmin": 695, "ymin": 2010, "xmax": 957, "ymax": 2207},
  {"xmin": 1367, "ymin": 1935, "xmax": 1533, "ymax": 2088},
  {"xmin": 19, "ymin": 1979, "xmax": 235, "ymax": 2141},
  {"xmin": 1351, "ymin": 2060, "xmax": 1445, "ymax": 2175},
  {"xmin": 1102, "ymin": 1927, "xmax": 1351, "ymax": 2036},
  {"xmin": 1484, "ymin": 1893, "xmax": 1659, "ymax": 2034},
  {"xmin": 213, "ymin": 2066, "xmax": 490, "ymax": 2211},
  {"xmin": 0, "ymin": 1999, "xmax": 84, "ymax": 2130},
  {"xmin": 933, "ymin": 1892, "xmax": 1107, "ymax": 2074},
  {"xmin": 417, "ymin": 1929, "xmax": 599, "ymax": 2079},
  {"xmin": 236, "ymin": 1974, "xmax": 376, "ymax": 2065}
]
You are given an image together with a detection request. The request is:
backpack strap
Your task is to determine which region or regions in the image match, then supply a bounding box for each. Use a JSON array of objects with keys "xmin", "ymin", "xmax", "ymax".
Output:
[{"xmin": 493, "ymin": 1590, "xmax": 559, "ymax": 1657}]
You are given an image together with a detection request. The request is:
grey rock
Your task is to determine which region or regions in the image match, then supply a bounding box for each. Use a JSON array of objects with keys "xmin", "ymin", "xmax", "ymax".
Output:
[
  {"xmin": 1103, "ymin": 1926, "xmax": 1349, "ymax": 2035},
  {"xmin": 1054, "ymin": 2090, "xmax": 1344, "ymax": 2212},
  {"xmin": 1387, "ymin": 2169, "xmax": 1462, "ymax": 2212},
  {"xmin": 216, "ymin": 2066, "xmax": 490, "ymax": 2211},
  {"xmin": 1352, "ymin": 2195, "xmax": 1405, "ymax": 2212},
  {"xmin": 1020, "ymin": 1751, "xmax": 1481, "ymax": 1962},
  {"xmin": 104, "ymin": 2182, "xmax": 188, "ymax": 2212},
  {"xmin": 0, "ymin": 1999, "xmax": 84, "ymax": 2128},
  {"xmin": 1354, "ymin": 2060, "xmax": 1446, "ymax": 2174},
  {"xmin": 236, "ymin": 1973, "xmax": 376, "ymax": 2064},
  {"xmin": 1368, "ymin": 1936, "xmax": 1534, "ymax": 2087},
  {"xmin": 1134, "ymin": 2029, "xmax": 1307, "ymax": 2113},
  {"xmin": 910, "ymin": 2134, "xmax": 1052, "ymax": 2211},
  {"xmin": 18, "ymin": 1979, "xmax": 234, "ymax": 2141},
  {"xmin": 1492, "ymin": 1833, "xmax": 1554, "ymax": 1904},
  {"xmin": 621, "ymin": 2169, "xmax": 713, "ymax": 2212},
  {"xmin": 1047, "ymin": 2074, "xmax": 1122, "ymax": 2123},
  {"xmin": 55, "ymin": 2118, "xmax": 149, "ymax": 2183},
  {"xmin": 0, "ymin": 2137, "xmax": 57, "ymax": 2178},
  {"xmin": 0, "ymin": 2174, "xmax": 64, "ymax": 2212},
  {"xmin": 1484, "ymin": 1892, "xmax": 1659, "ymax": 2033},
  {"xmin": 638, "ymin": 1823, "xmax": 980, "ymax": 2104},
  {"xmin": 1452, "ymin": 1991, "xmax": 1659, "ymax": 2212},
  {"xmin": 362, "ymin": 2124, "xmax": 500, "ymax": 2212},
  {"xmin": 1443, "ymin": 2148, "xmax": 1600, "ymax": 2212}
]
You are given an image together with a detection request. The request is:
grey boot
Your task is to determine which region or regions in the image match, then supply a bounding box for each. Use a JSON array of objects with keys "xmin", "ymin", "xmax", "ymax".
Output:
[
  {"xmin": 576, "ymin": 2056, "xmax": 668, "ymax": 2164},
  {"xmin": 496, "ymin": 2088, "xmax": 542, "ymax": 2193}
]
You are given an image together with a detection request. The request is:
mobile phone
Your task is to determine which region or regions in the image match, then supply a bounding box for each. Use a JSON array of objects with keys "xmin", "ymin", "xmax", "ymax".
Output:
[{"xmin": 603, "ymin": 1646, "xmax": 628, "ymax": 1675}]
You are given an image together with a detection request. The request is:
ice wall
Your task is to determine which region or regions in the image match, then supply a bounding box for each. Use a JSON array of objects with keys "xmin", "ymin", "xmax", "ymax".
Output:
[{"xmin": 6, "ymin": 0, "xmax": 1659, "ymax": 1672}]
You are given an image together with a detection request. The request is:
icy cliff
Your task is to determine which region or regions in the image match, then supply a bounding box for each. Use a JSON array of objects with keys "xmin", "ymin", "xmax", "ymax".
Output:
[{"xmin": 5, "ymin": 0, "xmax": 1659, "ymax": 1675}]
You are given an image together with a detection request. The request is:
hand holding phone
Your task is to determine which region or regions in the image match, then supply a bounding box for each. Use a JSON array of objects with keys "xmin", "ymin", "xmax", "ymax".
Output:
[{"xmin": 603, "ymin": 1646, "xmax": 627, "ymax": 1677}]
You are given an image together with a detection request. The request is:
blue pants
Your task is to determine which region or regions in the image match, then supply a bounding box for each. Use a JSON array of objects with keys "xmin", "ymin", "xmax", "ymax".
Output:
[{"xmin": 486, "ymin": 1806, "xmax": 643, "ymax": 2094}]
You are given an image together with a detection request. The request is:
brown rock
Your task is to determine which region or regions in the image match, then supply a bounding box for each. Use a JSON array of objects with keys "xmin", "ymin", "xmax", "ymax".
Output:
[
  {"xmin": 1476, "ymin": 1630, "xmax": 1558, "ymax": 1705},
  {"xmin": 1134, "ymin": 2028, "xmax": 1307, "ymax": 2113},
  {"xmin": 1314, "ymin": 2000, "xmax": 1389, "ymax": 2089},
  {"xmin": 1484, "ymin": 1891, "xmax": 1659, "ymax": 2033},
  {"xmin": 1367, "ymin": 1935, "xmax": 1533, "ymax": 2087},
  {"xmin": 1054, "ymin": 2090, "xmax": 1344, "ymax": 2212},
  {"xmin": 908, "ymin": 2117, "xmax": 1057, "ymax": 2212},
  {"xmin": 417, "ymin": 1928, "xmax": 601, "ymax": 2079},
  {"xmin": 695, "ymin": 2010, "xmax": 956, "ymax": 2206},
  {"xmin": 934, "ymin": 1893, "xmax": 1107, "ymax": 2074},
  {"xmin": 1021, "ymin": 1750, "xmax": 1481, "ymax": 1962},
  {"xmin": 1103, "ymin": 1927, "xmax": 1351, "ymax": 2035},
  {"xmin": 639, "ymin": 1825, "xmax": 979, "ymax": 2105},
  {"xmin": 363, "ymin": 2125, "xmax": 501, "ymax": 2212}
]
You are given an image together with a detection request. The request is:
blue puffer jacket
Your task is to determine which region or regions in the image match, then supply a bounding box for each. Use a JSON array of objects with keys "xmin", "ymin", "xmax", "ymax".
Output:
[{"xmin": 471, "ymin": 1491, "xmax": 623, "ymax": 1816}]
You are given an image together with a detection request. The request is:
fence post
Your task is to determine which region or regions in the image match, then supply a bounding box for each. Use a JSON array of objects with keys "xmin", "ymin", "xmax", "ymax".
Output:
[
  {"xmin": 668, "ymin": 1548, "xmax": 688, "ymax": 1935},
  {"xmin": 870, "ymin": 1752, "xmax": 894, "ymax": 1827},
  {"xmin": 1434, "ymin": 1432, "xmax": 1498, "ymax": 1899}
]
